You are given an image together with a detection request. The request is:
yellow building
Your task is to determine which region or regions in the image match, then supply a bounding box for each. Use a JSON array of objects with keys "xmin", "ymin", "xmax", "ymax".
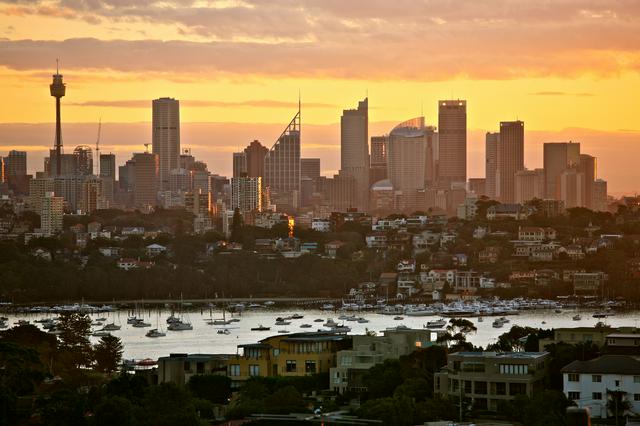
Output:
[{"xmin": 227, "ymin": 332, "xmax": 351, "ymax": 385}]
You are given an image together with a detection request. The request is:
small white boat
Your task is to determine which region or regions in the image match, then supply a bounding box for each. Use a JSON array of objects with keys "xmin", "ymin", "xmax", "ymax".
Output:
[
  {"xmin": 275, "ymin": 320, "xmax": 291, "ymax": 326},
  {"xmin": 300, "ymin": 324, "xmax": 312, "ymax": 328},
  {"xmin": 492, "ymin": 319, "xmax": 504, "ymax": 328},
  {"xmin": 217, "ymin": 328, "xmax": 231, "ymax": 335},
  {"xmin": 328, "ymin": 324, "xmax": 351, "ymax": 333},
  {"xmin": 291, "ymin": 314, "xmax": 304, "ymax": 319},
  {"xmin": 146, "ymin": 328, "xmax": 166, "ymax": 338},
  {"xmin": 477, "ymin": 317, "xmax": 483, "ymax": 322},
  {"xmin": 394, "ymin": 316, "xmax": 404, "ymax": 321},
  {"xmin": 357, "ymin": 318, "xmax": 369, "ymax": 323},
  {"xmin": 324, "ymin": 318, "xmax": 338, "ymax": 327},
  {"xmin": 321, "ymin": 303, "xmax": 335, "ymax": 310},
  {"xmin": 573, "ymin": 314, "xmax": 581, "ymax": 321},
  {"xmin": 278, "ymin": 329, "xmax": 290, "ymax": 333},
  {"xmin": 314, "ymin": 318, "xmax": 324, "ymax": 322}
]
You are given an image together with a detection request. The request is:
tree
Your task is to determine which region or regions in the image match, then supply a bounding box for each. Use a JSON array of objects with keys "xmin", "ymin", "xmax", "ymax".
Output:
[
  {"xmin": 56, "ymin": 312, "xmax": 93, "ymax": 369},
  {"xmin": 362, "ymin": 359, "xmax": 404, "ymax": 399},
  {"xmin": 94, "ymin": 396, "xmax": 138, "ymax": 426},
  {"xmin": 141, "ymin": 383, "xmax": 205, "ymax": 426},
  {"xmin": 357, "ymin": 396, "xmax": 415, "ymax": 426},
  {"xmin": 437, "ymin": 318, "xmax": 478, "ymax": 351},
  {"xmin": 187, "ymin": 374, "xmax": 232, "ymax": 404},
  {"xmin": 94, "ymin": 335, "xmax": 124, "ymax": 374}
]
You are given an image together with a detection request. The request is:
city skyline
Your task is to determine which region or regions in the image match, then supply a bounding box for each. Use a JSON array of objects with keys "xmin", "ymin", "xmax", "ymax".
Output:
[{"xmin": 1, "ymin": 1, "xmax": 640, "ymax": 195}]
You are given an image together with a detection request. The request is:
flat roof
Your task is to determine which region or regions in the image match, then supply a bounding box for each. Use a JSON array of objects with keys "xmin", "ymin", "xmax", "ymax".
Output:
[
  {"xmin": 453, "ymin": 351, "xmax": 548, "ymax": 360},
  {"xmin": 607, "ymin": 333, "xmax": 640, "ymax": 339},
  {"xmin": 158, "ymin": 353, "xmax": 232, "ymax": 361}
]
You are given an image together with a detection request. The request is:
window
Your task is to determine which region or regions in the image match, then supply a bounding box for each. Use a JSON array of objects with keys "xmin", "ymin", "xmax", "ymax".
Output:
[
  {"xmin": 509, "ymin": 383, "xmax": 527, "ymax": 396},
  {"xmin": 592, "ymin": 392, "xmax": 602, "ymax": 400},
  {"xmin": 495, "ymin": 382, "xmax": 507, "ymax": 396},
  {"xmin": 634, "ymin": 376, "xmax": 640, "ymax": 384},
  {"xmin": 499, "ymin": 364, "xmax": 528, "ymax": 375},
  {"xmin": 305, "ymin": 360, "xmax": 316, "ymax": 374},
  {"xmin": 474, "ymin": 381, "xmax": 487, "ymax": 395},
  {"xmin": 341, "ymin": 356, "xmax": 352, "ymax": 367},
  {"xmin": 183, "ymin": 361, "xmax": 191, "ymax": 372},
  {"xmin": 568, "ymin": 373, "xmax": 580, "ymax": 382},
  {"xmin": 249, "ymin": 365, "xmax": 260, "ymax": 376},
  {"xmin": 196, "ymin": 362, "xmax": 204, "ymax": 374},
  {"xmin": 634, "ymin": 394, "xmax": 640, "ymax": 401},
  {"xmin": 568, "ymin": 392, "xmax": 580, "ymax": 401},
  {"xmin": 273, "ymin": 348, "xmax": 280, "ymax": 357},
  {"xmin": 615, "ymin": 380, "xmax": 620, "ymax": 387},
  {"xmin": 592, "ymin": 375, "xmax": 602, "ymax": 383},
  {"xmin": 464, "ymin": 380, "xmax": 472, "ymax": 394},
  {"xmin": 229, "ymin": 364, "xmax": 240, "ymax": 376},
  {"xmin": 286, "ymin": 360, "xmax": 297, "ymax": 373}
]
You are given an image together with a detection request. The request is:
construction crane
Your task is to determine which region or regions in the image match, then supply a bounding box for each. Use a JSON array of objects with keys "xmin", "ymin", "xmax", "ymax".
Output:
[{"xmin": 95, "ymin": 118, "xmax": 102, "ymax": 176}]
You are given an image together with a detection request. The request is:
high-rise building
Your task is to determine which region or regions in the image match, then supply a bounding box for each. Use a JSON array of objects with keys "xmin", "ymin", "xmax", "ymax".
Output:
[
  {"xmin": 543, "ymin": 142, "xmax": 580, "ymax": 199},
  {"xmin": 559, "ymin": 168, "xmax": 585, "ymax": 208},
  {"xmin": 48, "ymin": 150, "xmax": 77, "ymax": 176},
  {"xmin": 485, "ymin": 132, "xmax": 499, "ymax": 199},
  {"xmin": 264, "ymin": 108, "xmax": 301, "ymax": 211},
  {"xmin": 514, "ymin": 168, "xmax": 544, "ymax": 203},
  {"xmin": 80, "ymin": 177, "xmax": 105, "ymax": 213},
  {"xmin": 73, "ymin": 145, "xmax": 93, "ymax": 175},
  {"xmin": 28, "ymin": 176, "xmax": 55, "ymax": 213},
  {"xmin": 468, "ymin": 178, "xmax": 487, "ymax": 197},
  {"xmin": 328, "ymin": 172, "xmax": 356, "ymax": 212},
  {"xmin": 340, "ymin": 98, "xmax": 369, "ymax": 211},
  {"xmin": 232, "ymin": 152, "xmax": 247, "ymax": 178},
  {"xmin": 579, "ymin": 154, "xmax": 596, "ymax": 210},
  {"xmin": 593, "ymin": 179, "xmax": 608, "ymax": 212},
  {"xmin": 132, "ymin": 152, "xmax": 159, "ymax": 208},
  {"xmin": 40, "ymin": 192, "xmax": 63, "ymax": 236},
  {"xmin": 185, "ymin": 189, "xmax": 211, "ymax": 217},
  {"xmin": 179, "ymin": 149, "xmax": 195, "ymax": 170},
  {"xmin": 118, "ymin": 159, "xmax": 135, "ymax": 191},
  {"xmin": 152, "ymin": 97, "xmax": 180, "ymax": 191},
  {"xmin": 244, "ymin": 140, "xmax": 268, "ymax": 178},
  {"xmin": 301, "ymin": 158, "xmax": 321, "ymax": 180},
  {"xmin": 387, "ymin": 117, "xmax": 427, "ymax": 210},
  {"xmin": 496, "ymin": 121, "xmax": 525, "ymax": 203},
  {"xmin": 169, "ymin": 168, "xmax": 191, "ymax": 192},
  {"xmin": 50, "ymin": 62, "xmax": 65, "ymax": 177},
  {"xmin": 99, "ymin": 153, "xmax": 116, "ymax": 205},
  {"xmin": 191, "ymin": 169, "xmax": 210, "ymax": 193},
  {"xmin": 231, "ymin": 176, "xmax": 262, "ymax": 213},
  {"xmin": 370, "ymin": 135, "xmax": 388, "ymax": 184},
  {"xmin": 438, "ymin": 100, "xmax": 467, "ymax": 188},
  {"xmin": 53, "ymin": 175, "xmax": 81, "ymax": 212},
  {"xmin": 424, "ymin": 126, "xmax": 438, "ymax": 188},
  {"xmin": 5, "ymin": 150, "xmax": 29, "ymax": 194}
]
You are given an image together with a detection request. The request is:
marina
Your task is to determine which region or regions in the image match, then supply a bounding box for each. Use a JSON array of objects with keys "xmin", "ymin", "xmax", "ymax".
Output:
[{"xmin": 1, "ymin": 298, "xmax": 638, "ymax": 359}]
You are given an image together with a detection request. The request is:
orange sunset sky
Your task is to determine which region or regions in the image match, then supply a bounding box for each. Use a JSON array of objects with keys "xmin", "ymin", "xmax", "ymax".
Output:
[{"xmin": 1, "ymin": 1, "xmax": 639, "ymax": 195}]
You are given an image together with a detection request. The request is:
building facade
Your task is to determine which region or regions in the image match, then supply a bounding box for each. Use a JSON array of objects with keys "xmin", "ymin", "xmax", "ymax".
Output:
[
  {"xmin": 340, "ymin": 98, "xmax": 369, "ymax": 211},
  {"xmin": 438, "ymin": 100, "xmax": 467, "ymax": 189},
  {"xmin": 152, "ymin": 97, "xmax": 180, "ymax": 191}
]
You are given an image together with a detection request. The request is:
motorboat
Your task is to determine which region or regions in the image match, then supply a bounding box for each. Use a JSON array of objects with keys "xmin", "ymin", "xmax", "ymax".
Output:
[
  {"xmin": 393, "ymin": 316, "xmax": 404, "ymax": 321},
  {"xmin": 321, "ymin": 303, "xmax": 335, "ymax": 310},
  {"xmin": 92, "ymin": 331, "xmax": 111, "ymax": 337},
  {"xmin": 278, "ymin": 329, "xmax": 290, "ymax": 334},
  {"xmin": 251, "ymin": 325, "xmax": 270, "ymax": 331},
  {"xmin": 101, "ymin": 323, "xmax": 121, "ymax": 331},
  {"xmin": 300, "ymin": 324, "xmax": 312, "ymax": 328},
  {"xmin": 573, "ymin": 314, "xmax": 582, "ymax": 321},
  {"xmin": 132, "ymin": 321, "xmax": 151, "ymax": 328},
  {"xmin": 593, "ymin": 312, "xmax": 611, "ymax": 318},
  {"xmin": 168, "ymin": 321, "xmax": 193, "ymax": 331},
  {"xmin": 127, "ymin": 316, "xmax": 142, "ymax": 324},
  {"xmin": 145, "ymin": 328, "xmax": 166, "ymax": 338},
  {"xmin": 425, "ymin": 319, "xmax": 446, "ymax": 329},
  {"xmin": 217, "ymin": 328, "xmax": 231, "ymax": 335},
  {"xmin": 314, "ymin": 318, "xmax": 324, "ymax": 322},
  {"xmin": 328, "ymin": 324, "xmax": 351, "ymax": 333},
  {"xmin": 275, "ymin": 320, "xmax": 291, "ymax": 326},
  {"xmin": 357, "ymin": 318, "xmax": 369, "ymax": 323},
  {"xmin": 492, "ymin": 319, "xmax": 504, "ymax": 328},
  {"xmin": 291, "ymin": 314, "xmax": 304, "ymax": 319},
  {"xmin": 477, "ymin": 317, "xmax": 484, "ymax": 323},
  {"xmin": 166, "ymin": 315, "xmax": 180, "ymax": 324}
]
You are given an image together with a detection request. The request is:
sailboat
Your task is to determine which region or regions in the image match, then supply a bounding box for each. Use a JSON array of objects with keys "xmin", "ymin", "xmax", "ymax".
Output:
[
  {"xmin": 146, "ymin": 311, "xmax": 166, "ymax": 337},
  {"xmin": 168, "ymin": 295, "xmax": 193, "ymax": 331}
]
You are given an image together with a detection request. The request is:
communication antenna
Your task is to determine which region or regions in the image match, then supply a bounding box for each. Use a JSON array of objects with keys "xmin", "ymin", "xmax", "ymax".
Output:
[{"xmin": 95, "ymin": 118, "xmax": 101, "ymax": 176}]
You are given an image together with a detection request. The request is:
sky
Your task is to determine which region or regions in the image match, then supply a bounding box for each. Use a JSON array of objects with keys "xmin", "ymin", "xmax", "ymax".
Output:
[{"xmin": 1, "ymin": 0, "xmax": 639, "ymax": 195}]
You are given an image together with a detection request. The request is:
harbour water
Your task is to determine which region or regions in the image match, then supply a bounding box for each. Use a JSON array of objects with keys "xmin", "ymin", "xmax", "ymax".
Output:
[{"xmin": 3, "ymin": 307, "xmax": 640, "ymax": 359}]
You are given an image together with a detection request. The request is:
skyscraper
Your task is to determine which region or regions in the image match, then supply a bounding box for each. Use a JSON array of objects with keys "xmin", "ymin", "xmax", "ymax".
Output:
[
  {"xmin": 231, "ymin": 176, "xmax": 262, "ymax": 213},
  {"xmin": 340, "ymin": 98, "xmax": 369, "ymax": 211},
  {"xmin": 264, "ymin": 108, "xmax": 301, "ymax": 211},
  {"xmin": 301, "ymin": 158, "xmax": 321, "ymax": 180},
  {"xmin": 438, "ymin": 100, "xmax": 467, "ymax": 188},
  {"xmin": 152, "ymin": 97, "xmax": 180, "ymax": 191},
  {"xmin": 244, "ymin": 140, "xmax": 268, "ymax": 178},
  {"xmin": 370, "ymin": 135, "xmax": 388, "ymax": 184},
  {"xmin": 49, "ymin": 61, "xmax": 65, "ymax": 177},
  {"xmin": 73, "ymin": 145, "xmax": 93, "ymax": 175},
  {"xmin": 387, "ymin": 117, "xmax": 426, "ymax": 211},
  {"xmin": 5, "ymin": 150, "xmax": 28, "ymax": 194},
  {"xmin": 559, "ymin": 168, "xmax": 585, "ymax": 208},
  {"xmin": 132, "ymin": 152, "xmax": 159, "ymax": 208},
  {"xmin": 40, "ymin": 192, "xmax": 63, "ymax": 236},
  {"xmin": 543, "ymin": 142, "xmax": 580, "ymax": 199},
  {"xmin": 485, "ymin": 132, "xmax": 499, "ymax": 199},
  {"xmin": 514, "ymin": 168, "xmax": 544, "ymax": 204},
  {"xmin": 496, "ymin": 121, "xmax": 524, "ymax": 203},
  {"xmin": 593, "ymin": 179, "xmax": 608, "ymax": 212},
  {"xmin": 579, "ymin": 154, "xmax": 596, "ymax": 210},
  {"xmin": 232, "ymin": 152, "xmax": 247, "ymax": 178},
  {"xmin": 100, "ymin": 153, "xmax": 116, "ymax": 205}
]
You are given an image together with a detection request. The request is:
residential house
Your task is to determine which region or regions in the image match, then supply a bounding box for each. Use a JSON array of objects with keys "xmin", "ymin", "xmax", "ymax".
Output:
[
  {"xmin": 397, "ymin": 259, "xmax": 416, "ymax": 273},
  {"xmin": 479, "ymin": 247, "xmax": 501, "ymax": 264},
  {"xmin": 325, "ymin": 241, "xmax": 345, "ymax": 259},
  {"xmin": 434, "ymin": 351, "xmax": 550, "ymax": 411},
  {"xmin": 487, "ymin": 204, "xmax": 533, "ymax": 221},
  {"xmin": 117, "ymin": 258, "xmax": 154, "ymax": 270},
  {"xmin": 311, "ymin": 218, "xmax": 331, "ymax": 232},
  {"xmin": 99, "ymin": 247, "xmax": 122, "ymax": 257},
  {"xmin": 157, "ymin": 353, "xmax": 231, "ymax": 386},
  {"xmin": 146, "ymin": 243, "xmax": 167, "ymax": 257},
  {"xmin": 365, "ymin": 232, "xmax": 387, "ymax": 249},
  {"xmin": 573, "ymin": 272, "xmax": 608, "ymax": 294},
  {"xmin": 562, "ymin": 355, "xmax": 640, "ymax": 419}
]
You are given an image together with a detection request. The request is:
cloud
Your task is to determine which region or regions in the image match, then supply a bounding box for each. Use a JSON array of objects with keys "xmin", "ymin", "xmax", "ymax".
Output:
[
  {"xmin": 1, "ymin": 1, "xmax": 640, "ymax": 80},
  {"xmin": 68, "ymin": 99, "xmax": 336, "ymax": 108},
  {"xmin": 531, "ymin": 91, "xmax": 595, "ymax": 96}
]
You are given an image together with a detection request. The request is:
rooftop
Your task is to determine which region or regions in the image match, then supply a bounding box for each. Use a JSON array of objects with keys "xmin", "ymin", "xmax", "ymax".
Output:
[
  {"xmin": 561, "ymin": 355, "xmax": 640, "ymax": 375},
  {"xmin": 453, "ymin": 351, "xmax": 549, "ymax": 360}
]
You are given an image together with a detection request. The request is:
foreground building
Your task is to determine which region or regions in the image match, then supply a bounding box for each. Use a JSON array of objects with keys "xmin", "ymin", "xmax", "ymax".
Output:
[
  {"xmin": 434, "ymin": 351, "xmax": 549, "ymax": 411},
  {"xmin": 562, "ymin": 355, "xmax": 640, "ymax": 419}
]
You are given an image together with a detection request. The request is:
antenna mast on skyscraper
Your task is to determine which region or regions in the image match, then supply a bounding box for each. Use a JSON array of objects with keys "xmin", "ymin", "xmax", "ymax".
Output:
[{"xmin": 95, "ymin": 118, "xmax": 101, "ymax": 176}]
